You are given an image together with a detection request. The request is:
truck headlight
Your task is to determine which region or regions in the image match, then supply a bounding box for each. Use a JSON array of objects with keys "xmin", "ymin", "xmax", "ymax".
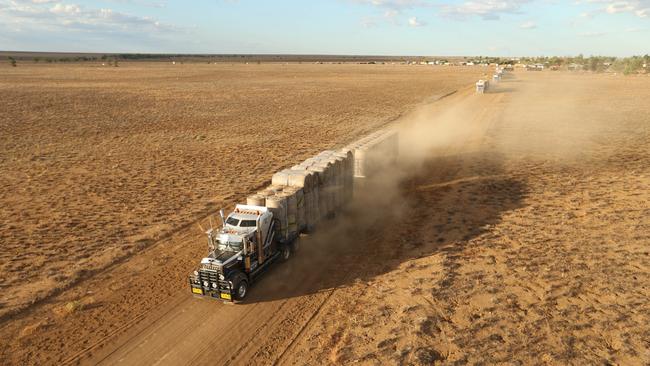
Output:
[
  {"xmin": 193, "ymin": 270, "xmax": 199, "ymax": 276},
  {"xmin": 203, "ymin": 281, "xmax": 209, "ymax": 287},
  {"xmin": 219, "ymin": 274, "xmax": 225, "ymax": 280},
  {"xmin": 212, "ymin": 282, "xmax": 218, "ymax": 288}
]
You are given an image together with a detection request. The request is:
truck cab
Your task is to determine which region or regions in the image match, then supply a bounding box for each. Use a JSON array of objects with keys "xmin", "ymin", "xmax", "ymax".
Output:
[{"xmin": 189, "ymin": 205, "xmax": 294, "ymax": 301}]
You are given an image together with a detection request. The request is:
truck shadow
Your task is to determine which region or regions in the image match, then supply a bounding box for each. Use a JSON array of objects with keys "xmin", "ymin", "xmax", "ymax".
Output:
[{"xmin": 244, "ymin": 150, "xmax": 528, "ymax": 304}]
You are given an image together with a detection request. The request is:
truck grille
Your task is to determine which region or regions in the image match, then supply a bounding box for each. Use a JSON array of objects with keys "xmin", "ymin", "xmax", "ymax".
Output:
[
  {"xmin": 198, "ymin": 268, "xmax": 221, "ymax": 284},
  {"xmin": 198, "ymin": 267, "xmax": 230, "ymax": 292}
]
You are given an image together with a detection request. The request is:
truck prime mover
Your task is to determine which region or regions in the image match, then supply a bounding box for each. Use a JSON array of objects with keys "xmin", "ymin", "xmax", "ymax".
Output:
[{"xmin": 189, "ymin": 204, "xmax": 298, "ymax": 301}]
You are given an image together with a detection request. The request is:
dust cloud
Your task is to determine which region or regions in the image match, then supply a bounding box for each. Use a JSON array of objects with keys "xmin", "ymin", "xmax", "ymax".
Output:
[
  {"xmin": 258, "ymin": 91, "xmax": 486, "ymax": 300},
  {"xmin": 264, "ymin": 71, "xmax": 616, "ymax": 301}
]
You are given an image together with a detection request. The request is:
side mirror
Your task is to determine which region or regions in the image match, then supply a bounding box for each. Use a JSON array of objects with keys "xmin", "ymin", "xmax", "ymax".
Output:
[{"xmin": 219, "ymin": 209, "xmax": 226, "ymax": 226}]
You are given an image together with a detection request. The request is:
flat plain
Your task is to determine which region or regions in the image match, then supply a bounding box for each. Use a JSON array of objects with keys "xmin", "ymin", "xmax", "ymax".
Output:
[{"xmin": 1, "ymin": 64, "xmax": 648, "ymax": 365}]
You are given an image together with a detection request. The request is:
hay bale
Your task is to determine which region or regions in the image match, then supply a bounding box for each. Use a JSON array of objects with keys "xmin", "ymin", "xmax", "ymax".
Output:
[
  {"xmin": 287, "ymin": 170, "xmax": 314, "ymax": 191},
  {"xmin": 271, "ymin": 170, "xmax": 291, "ymax": 186},
  {"xmin": 284, "ymin": 186, "xmax": 305, "ymax": 231},
  {"xmin": 307, "ymin": 166, "xmax": 328, "ymax": 219},
  {"xmin": 353, "ymin": 147, "xmax": 368, "ymax": 178},
  {"xmin": 246, "ymin": 194, "xmax": 266, "ymax": 207},
  {"xmin": 307, "ymin": 185, "xmax": 319, "ymax": 228},
  {"xmin": 312, "ymin": 161, "xmax": 336, "ymax": 216},
  {"xmin": 277, "ymin": 192, "xmax": 298, "ymax": 236},
  {"xmin": 265, "ymin": 195, "xmax": 287, "ymax": 240}
]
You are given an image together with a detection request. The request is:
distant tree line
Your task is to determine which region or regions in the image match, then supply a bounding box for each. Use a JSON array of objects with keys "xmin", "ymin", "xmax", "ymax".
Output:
[
  {"xmin": 5, "ymin": 53, "xmax": 649, "ymax": 74},
  {"xmin": 519, "ymin": 55, "xmax": 649, "ymax": 74}
]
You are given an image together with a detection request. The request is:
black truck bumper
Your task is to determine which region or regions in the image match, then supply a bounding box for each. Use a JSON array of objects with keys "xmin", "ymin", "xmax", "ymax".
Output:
[{"xmin": 189, "ymin": 278, "xmax": 234, "ymax": 301}]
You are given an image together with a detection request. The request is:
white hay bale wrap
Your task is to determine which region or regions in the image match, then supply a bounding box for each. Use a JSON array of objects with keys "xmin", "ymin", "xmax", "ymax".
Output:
[
  {"xmin": 277, "ymin": 192, "xmax": 298, "ymax": 236},
  {"xmin": 329, "ymin": 156, "xmax": 344, "ymax": 209},
  {"xmin": 313, "ymin": 161, "xmax": 335, "ymax": 216},
  {"xmin": 307, "ymin": 166, "xmax": 328, "ymax": 219},
  {"xmin": 265, "ymin": 195, "xmax": 288, "ymax": 241},
  {"xmin": 307, "ymin": 185, "xmax": 319, "ymax": 228},
  {"xmin": 336, "ymin": 149, "xmax": 354, "ymax": 201},
  {"xmin": 354, "ymin": 147, "xmax": 368, "ymax": 178},
  {"xmin": 284, "ymin": 186, "xmax": 305, "ymax": 231}
]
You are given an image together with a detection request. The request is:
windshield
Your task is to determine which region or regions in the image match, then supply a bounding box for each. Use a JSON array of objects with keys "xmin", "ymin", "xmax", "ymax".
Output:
[
  {"xmin": 225, "ymin": 217, "xmax": 239, "ymax": 226},
  {"xmin": 217, "ymin": 238, "xmax": 242, "ymax": 252},
  {"xmin": 240, "ymin": 220, "xmax": 256, "ymax": 227}
]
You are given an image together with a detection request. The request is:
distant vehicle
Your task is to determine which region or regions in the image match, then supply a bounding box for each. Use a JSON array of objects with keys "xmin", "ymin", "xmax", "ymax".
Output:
[{"xmin": 476, "ymin": 80, "xmax": 488, "ymax": 93}]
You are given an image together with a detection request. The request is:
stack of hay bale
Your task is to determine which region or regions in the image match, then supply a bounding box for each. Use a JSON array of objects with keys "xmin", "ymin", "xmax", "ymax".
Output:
[
  {"xmin": 243, "ymin": 127, "xmax": 398, "ymax": 241},
  {"xmin": 343, "ymin": 128, "xmax": 399, "ymax": 195}
]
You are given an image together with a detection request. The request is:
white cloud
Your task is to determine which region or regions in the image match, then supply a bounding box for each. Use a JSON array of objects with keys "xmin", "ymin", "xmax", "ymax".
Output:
[
  {"xmin": 0, "ymin": 1, "xmax": 178, "ymax": 33},
  {"xmin": 408, "ymin": 16, "xmax": 425, "ymax": 26},
  {"xmin": 577, "ymin": 0, "xmax": 650, "ymax": 19},
  {"xmin": 606, "ymin": 2, "xmax": 635, "ymax": 13},
  {"xmin": 441, "ymin": 0, "xmax": 532, "ymax": 20},
  {"xmin": 579, "ymin": 30, "xmax": 608, "ymax": 36},
  {"xmin": 352, "ymin": 0, "xmax": 430, "ymax": 26},
  {"xmin": 349, "ymin": 0, "xmax": 429, "ymax": 10},
  {"xmin": 50, "ymin": 3, "xmax": 80, "ymax": 15},
  {"xmin": 520, "ymin": 20, "xmax": 536, "ymax": 28}
]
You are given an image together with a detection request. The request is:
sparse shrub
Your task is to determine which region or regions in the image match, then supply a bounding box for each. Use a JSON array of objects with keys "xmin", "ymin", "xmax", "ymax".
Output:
[
  {"xmin": 9, "ymin": 57, "xmax": 16, "ymax": 67},
  {"xmin": 64, "ymin": 300, "xmax": 83, "ymax": 313},
  {"xmin": 623, "ymin": 58, "xmax": 643, "ymax": 75}
]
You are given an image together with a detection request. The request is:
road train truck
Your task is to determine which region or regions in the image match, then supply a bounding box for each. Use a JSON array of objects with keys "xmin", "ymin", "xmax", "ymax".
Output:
[
  {"xmin": 188, "ymin": 129, "xmax": 399, "ymax": 302},
  {"xmin": 188, "ymin": 204, "xmax": 298, "ymax": 301}
]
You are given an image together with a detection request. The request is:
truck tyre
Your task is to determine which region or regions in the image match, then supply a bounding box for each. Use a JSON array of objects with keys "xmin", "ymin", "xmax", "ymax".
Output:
[
  {"xmin": 281, "ymin": 244, "xmax": 291, "ymax": 262},
  {"xmin": 291, "ymin": 237, "xmax": 300, "ymax": 253},
  {"xmin": 233, "ymin": 274, "xmax": 248, "ymax": 300}
]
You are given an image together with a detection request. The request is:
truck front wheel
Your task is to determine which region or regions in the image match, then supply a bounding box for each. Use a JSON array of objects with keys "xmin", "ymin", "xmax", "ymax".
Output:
[
  {"xmin": 291, "ymin": 237, "xmax": 300, "ymax": 253},
  {"xmin": 233, "ymin": 275, "xmax": 248, "ymax": 300},
  {"xmin": 281, "ymin": 245, "xmax": 291, "ymax": 262}
]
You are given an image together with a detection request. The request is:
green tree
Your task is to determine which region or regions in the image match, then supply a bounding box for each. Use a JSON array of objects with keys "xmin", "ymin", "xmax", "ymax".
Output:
[
  {"xmin": 588, "ymin": 57, "xmax": 605, "ymax": 72},
  {"xmin": 623, "ymin": 57, "xmax": 643, "ymax": 75}
]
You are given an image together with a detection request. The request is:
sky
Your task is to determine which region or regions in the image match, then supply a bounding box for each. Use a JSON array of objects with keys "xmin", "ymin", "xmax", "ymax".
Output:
[{"xmin": 0, "ymin": 0, "xmax": 648, "ymax": 56}]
